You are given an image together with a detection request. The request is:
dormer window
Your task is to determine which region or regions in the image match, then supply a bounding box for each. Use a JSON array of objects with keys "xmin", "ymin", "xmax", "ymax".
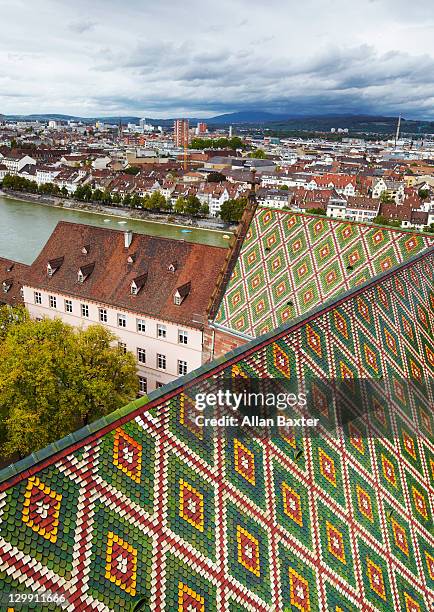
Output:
[
  {"xmin": 2, "ymin": 280, "xmax": 12, "ymax": 293},
  {"xmin": 127, "ymin": 253, "xmax": 136, "ymax": 264},
  {"xmin": 168, "ymin": 262, "xmax": 177, "ymax": 272},
  {"xmin": 173, "ymin": 281, "xmax": 191, "ymax": 305},
  {"xmin": 130, "ymin": 273, "xmax": 147, "ymax": 296},
  {"xmin": 77, "ymin": 263, "xmax": 95, "ymax": 284},
  {"xmin": 81, "ymin": 245, "xmax": 90, "ymax": 255},
  {"xmin": 47, "ymin": 257, "xmax": 64, "ymax": 277}
]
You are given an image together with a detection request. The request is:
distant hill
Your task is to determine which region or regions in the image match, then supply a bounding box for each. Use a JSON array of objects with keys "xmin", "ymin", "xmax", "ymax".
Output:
[
  {"xmin": 205, "ymin": 111, "xmax": 290, "ymax": 124},
  {"xmin": 2, "ymin": 111, "xmax": 434, "ymax": 134}
]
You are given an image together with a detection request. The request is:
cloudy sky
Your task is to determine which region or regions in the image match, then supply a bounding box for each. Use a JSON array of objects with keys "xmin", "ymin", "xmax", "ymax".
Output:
[{"xmin": 1, "ymin": 0, "xmax": 434, "ymax": 118}]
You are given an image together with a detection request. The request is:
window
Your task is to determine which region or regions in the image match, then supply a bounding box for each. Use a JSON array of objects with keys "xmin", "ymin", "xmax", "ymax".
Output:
[
  {"xmin": 174, "ymin": 295, "xmax": 182, "ymax": 305},
  {"xmin": 77, "ymin": 271, "xmax": 84, "ymax": 283},
  {"xmin": 156, "ymin": 382, "xmax": 164, "ymax": 389},
  {"xmin": 139, "ymin": 377, "xmax": 147, "ymax": 394},
  {"xmin": 157, "ymin": 324, "xmax": 167, "ymax": 338},
  {"xmin": 178, "ymin": 329, "xmax": 188, "ymax": 345},
  {"xmin": 34, "ymin": 291, "xmax": 42, "ymax": 305},
  {"xmin": 49, "ymin": 295, "xmax": 57, "ymax": 309},
  {"xmin": 131, "ymin": 284, "xmax": 138, "ymax": 295},
  {"xmin": 157, "ymin": 353, "xmax": 166, "ymax": 370},
  {"xmin": 20, "ymin": 287, "xmax": 24, "ymax": 299},
  {"xmin": 178, "ymin": 360, "xmax": 187, "ymax": 376},
  {"xmin": 137, "ymin": 348, "xmax": 146, "ymax": 364},
  {"xmin": 136, "ymin": 318, "xmax": 146, "ymax": 333},
  {"xmin": 81, "ymin": 303, "xmax": 89, "ymax": 318},
  {"xmin": 99, "ymin": 308, "xmax": 108, "ymax": 323},
  {"xmin": 35, "ymin": 317, "xmax": 42, "ymax": 322},
  {"xmin": 65, "ymin": 299, "xmax": 73, "ymax": 313},
  {"xmin": 118, "ymin": 342, "xmax": 127, "ymax": 354},
  {"xmin": 118, "ymin": 313, "xmax": 126, "ymax": 328}
]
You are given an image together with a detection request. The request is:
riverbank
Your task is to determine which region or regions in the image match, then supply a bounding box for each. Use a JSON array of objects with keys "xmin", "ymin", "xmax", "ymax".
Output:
[{"xmin": 0, "ymin": 189, "xmax": 237, "ymax": 234}]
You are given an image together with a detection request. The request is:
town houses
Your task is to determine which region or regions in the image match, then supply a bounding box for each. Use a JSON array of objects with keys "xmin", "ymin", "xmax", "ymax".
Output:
[{"xmin": 1, "ymin": 117, "xmax": 434, "ymax": 230}]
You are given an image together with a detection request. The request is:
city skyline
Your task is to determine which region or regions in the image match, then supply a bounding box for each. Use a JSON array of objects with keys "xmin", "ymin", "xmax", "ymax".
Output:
[{"xmin": 1, "ymin": 0, "xmax": 434, "ymax": 119}]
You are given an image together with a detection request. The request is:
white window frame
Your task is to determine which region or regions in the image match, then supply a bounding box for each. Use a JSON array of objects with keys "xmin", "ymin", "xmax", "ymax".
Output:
[
  {"xmin": 139, "ymin": 376, "xmax": 147, "ymax": 394},
  {"xmin": 137, "ymin": 348, "xmax": 146, "ymax": 363},
  {"xmin": 178, "ymin": 329, "xmax": 188, "ymax": 345},
  {"xmin": 157, "ymin": 324, "xmax": 167, "ymax": 338},
  {"xmin": 157, "ymin": 353, "xmax": 166, "ymax": 370},
  {"xmin": 99, "ymin": 308, "xmax": 108, "ymax": 323},
  {"xmin": 65, "ymin": 299, "xmax": 73, "ymax": 313},
  {"xmin": 118, "ymin": 341, "xmax": 127, "ymax": 354},
  {"xmin": 178, "ymin": 360, "xmax": 187, "ymax": 376},
  {"xmin": 136, "ymin": 318, "xmax": 146, "ymax": 333},
  {"xmin": 34, "ymin": 291, "xmax": 42, "ymax": 305},
  {"xmin": 117, "ymin": 313, "xmax": 127, "ymax": 328},
  {"xmin": 49, "ymin": 295, "xmax": 57, "ymax": 309},
  {"xmin": 81, "ymin": 303, "xmax": 89, "ymax": 318}
]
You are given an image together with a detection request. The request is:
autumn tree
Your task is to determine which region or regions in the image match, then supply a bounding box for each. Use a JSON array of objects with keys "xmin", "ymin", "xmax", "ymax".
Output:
[{"xmin": 0, "ymin": 318, "xmax": 138, "ymax": 459}]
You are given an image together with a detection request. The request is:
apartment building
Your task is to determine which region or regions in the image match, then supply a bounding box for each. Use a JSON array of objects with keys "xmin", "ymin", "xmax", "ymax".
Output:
[
  {"xmin": 22, "ymin": 222, "xmax": 228, "ymax": 393},
  {"xmin": 173, "ymin": 119, "xmax": 189, "ymax": 148}
]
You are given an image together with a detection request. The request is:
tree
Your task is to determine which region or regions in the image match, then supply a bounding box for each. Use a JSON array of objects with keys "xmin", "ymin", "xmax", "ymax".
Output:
[
  {"xmin": 123, "ymin": 194, "xmax": 132, "ymax": 207},
  {"xmin": 149, "ymin": 190, "xmax": 166, "ymax": 211},
  {"xmin": 306, "ymin": 207, "xmax": 326, "ymax": 216},
  {"xmin": 380, "ymin": 191, "xmax": 393, "ymax": 204},
  {"xmin": 372, "ymin": 215, "xmax": 401, "ymax": 227},
  {"xmin": 0, "ymin": 319, "xmax": 138, "ymax": 459},
  {"xmin": 200, "ymin": 203, "xmax": 209, "ymax": 216},
  {"xmin": 174, "ymin": 196, "xmax": 186, "ymax": 214},
  {"xmin": 189, "ymin": 136, "xmax": 245, "ymax": 150},
  {"xmin": 185, "ymin": 195, "xmax": 201, "ymax": 216},
  {"xmin": 418, "ymin": 188, "xmax": 430, "ymax": 200},
  {"xmin": 101, "ymin": 189, "xmax": 112, "ymax": 204},
  {"xmin": 92, "ymin": 188, "xmax": 104, "ymax": 202},
  {"xmin": 219, "ymin": 198, "xmax": 247, "ymax": 223},
  {"xmin": 279, "ymin": 185, "xmax": 289, "ymax": 190},
  {"xmin": 131, "ymin": 193, "xmax": 143, "ymax": 208},
  {"xmin": 248, "ymin": 149, "xmax": 267, "ymax": 159},
  {"xmin": 207, "ymin": 172, "xmax": 225, "ymax": 183},
  {"xmin": 124, "ymin": 166, "xmax": 141, "ymax": 175},
  {"xmin": 75, "ymin": 184, "xmax": 93, "ymax": 201},
  {"xmin": 0, "ymin": 306, "xmax": 28, "ymax": 343}
]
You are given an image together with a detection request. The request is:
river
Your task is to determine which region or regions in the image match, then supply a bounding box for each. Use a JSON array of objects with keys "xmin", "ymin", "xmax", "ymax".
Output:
[{"xmin": 0, "ymin": 194, "xmax": 230, "ymax": 264}]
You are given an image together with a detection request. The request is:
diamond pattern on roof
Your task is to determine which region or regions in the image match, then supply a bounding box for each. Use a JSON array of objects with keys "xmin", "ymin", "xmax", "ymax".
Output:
[
  {"xmin": 214, "ymin": 208, "xmax": 434, "ymax": 338},
  {"xmin": 0, "ymin": 250, "xmax": 432, "ymax": 610}
]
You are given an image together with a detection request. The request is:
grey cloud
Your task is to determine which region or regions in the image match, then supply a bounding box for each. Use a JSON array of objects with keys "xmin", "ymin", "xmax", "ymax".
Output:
[
  {"xmin": 68, "ymin": 20, "xmax": 96, "ymax": 34},
  {"xmin": 0, "ymin": 0, "xmax": 433, "ymax": 118}
]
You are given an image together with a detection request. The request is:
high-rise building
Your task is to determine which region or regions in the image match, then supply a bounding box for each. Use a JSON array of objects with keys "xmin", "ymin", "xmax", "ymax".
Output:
[
  {"xmin": 195, "ymin": 122, "xmax": 207, "ymax": 135},
  {"xmin": 174, "ymin": 118, "xmax": 189, "ymax": 147}
]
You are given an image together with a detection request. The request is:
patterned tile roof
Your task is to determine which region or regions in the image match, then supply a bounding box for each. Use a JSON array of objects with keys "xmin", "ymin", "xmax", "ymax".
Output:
[
  {"xmin": 0, "ymin": 248, "xmax": 433, "ymax": 611},
  {"xmin": 213, "ymin": 207, "xmax": 434, "ymax": 338}
]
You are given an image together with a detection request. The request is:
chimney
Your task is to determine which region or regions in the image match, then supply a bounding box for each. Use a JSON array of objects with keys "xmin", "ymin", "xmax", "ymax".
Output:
[{"xmin": 124, "ymin": 230, "xmax": 133, "ymax": 249}]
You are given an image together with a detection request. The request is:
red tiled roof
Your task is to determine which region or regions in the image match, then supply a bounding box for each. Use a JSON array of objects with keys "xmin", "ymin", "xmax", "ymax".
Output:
[
  {"xmin": 24, "ymin": 222, "xmax": 228, "ymax": 328},
  {"xmin": 0, "ymin": 258, "xmax": 29, "ymax": 307}
]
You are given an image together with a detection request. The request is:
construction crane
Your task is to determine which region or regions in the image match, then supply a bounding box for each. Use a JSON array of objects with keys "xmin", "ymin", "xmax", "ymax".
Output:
[
  {"xmin": 394, "ymin": 114, "xmax": 401, "ymax": 148},
  {"xmin": 184, "ymin": 140, "xmax": 188, "ymax": 171}
]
